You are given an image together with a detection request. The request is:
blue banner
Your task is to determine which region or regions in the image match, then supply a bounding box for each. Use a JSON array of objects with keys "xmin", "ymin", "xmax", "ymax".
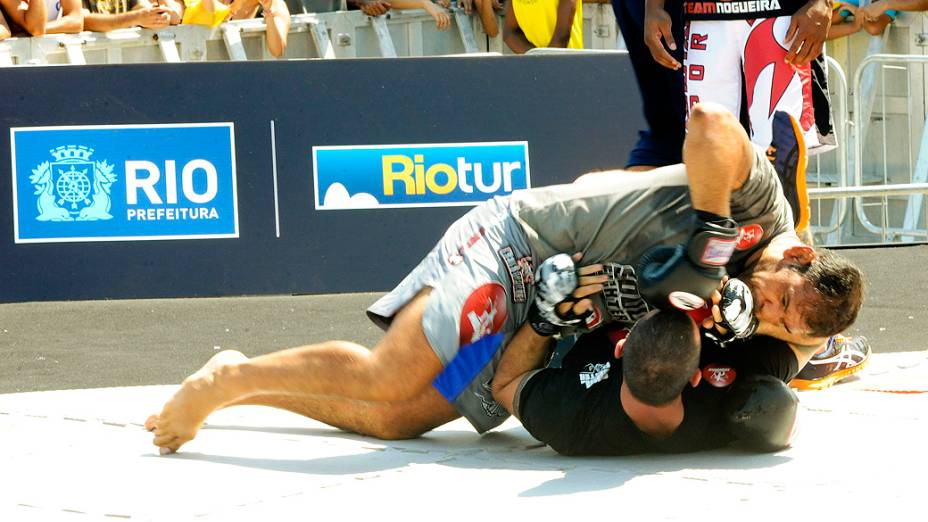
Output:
[
  {"xmin": 313, "ymin": 142, "xmax": 531, "ymax": 209},
  {"xmin": 10, "ymin": 123, "xmax": 238, "ymax": 243}
]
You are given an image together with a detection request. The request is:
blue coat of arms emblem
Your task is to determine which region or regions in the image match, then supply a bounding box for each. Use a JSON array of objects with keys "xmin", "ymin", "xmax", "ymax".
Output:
[{"xmin": 29, "ymin": 145, "xmax": 117, "ymax": 222}]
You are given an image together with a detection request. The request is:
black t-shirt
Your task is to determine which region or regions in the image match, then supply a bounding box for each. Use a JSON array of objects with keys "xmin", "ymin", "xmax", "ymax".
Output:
[
  {"xmin": 517, "ymin": 328, "xmax": 798, "ymax": 456},
  {"xmin": 683, "ymin": 0, "xmax": 808, "ymax": 21}
]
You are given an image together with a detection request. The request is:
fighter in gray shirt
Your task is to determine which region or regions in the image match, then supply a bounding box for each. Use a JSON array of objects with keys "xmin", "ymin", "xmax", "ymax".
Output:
[{"xmin": 147, "ymin": 104, "xmax": 863, "ymax": 453}]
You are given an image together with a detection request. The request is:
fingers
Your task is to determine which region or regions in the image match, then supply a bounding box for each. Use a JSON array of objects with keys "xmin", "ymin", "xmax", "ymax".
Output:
[
  {"xmin": 576, "ymin": 263, "xmax": 604, "ymax": 276},
  {"xmin": 784, "ymin": 34, "xmax": 802, "ymax": 64},
  {"xmin": 711, "ymin": 301, "xmax": 726, "ymax": 329},
  {"xmin": 644, "ymin": 33, "xmax": 681, "ymax": 70},
  {"xmin": 556, "ymin": 297, "xmax": 593, "ymax": 317},
  {"xmin": 784, "ymin": 17, "xmax": 799, "ymax": 47},
  {"xmin": 660, "ymin": 23, "xmax": 677, "ymax": 53},
  {"xmin": 572, "ymin": 282, "xmax": 603, "ymax": 300}
]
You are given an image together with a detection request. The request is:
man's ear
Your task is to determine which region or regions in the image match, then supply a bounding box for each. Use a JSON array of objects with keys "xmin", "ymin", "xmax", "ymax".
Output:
[
  {"xmin": 783, "ymin": 244, "xmax": 816, "ymax": 266},
  {"xmin": 689, "ymin": 368, "xmax": 702, "ymax": 388},
  {"xmin": 614, "ymin": 338, "xmax": 626, "ymax": 359}
]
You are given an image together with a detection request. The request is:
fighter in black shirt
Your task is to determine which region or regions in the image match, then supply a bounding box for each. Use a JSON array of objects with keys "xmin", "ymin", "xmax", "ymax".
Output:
[{"xmin": 492, "ymin": 310, "xmax": 799, "ymax": 456}]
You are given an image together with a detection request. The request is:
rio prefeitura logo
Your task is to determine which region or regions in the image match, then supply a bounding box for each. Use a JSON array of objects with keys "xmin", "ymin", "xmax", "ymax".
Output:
[{"xmin": 29, "ymin": 145, "xmax": 116, "ymax": 222}]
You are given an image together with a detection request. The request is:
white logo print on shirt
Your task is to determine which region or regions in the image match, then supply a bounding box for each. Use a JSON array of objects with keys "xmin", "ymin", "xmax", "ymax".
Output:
[{"xmin": 579, "ymin": 362, "xmax": 610, "ymax": 389}]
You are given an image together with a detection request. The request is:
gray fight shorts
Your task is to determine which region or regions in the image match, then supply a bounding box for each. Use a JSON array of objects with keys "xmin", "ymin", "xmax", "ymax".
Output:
[{"xmin": 367, "ymin": 197, "xmax": 536, "ymax": 433}]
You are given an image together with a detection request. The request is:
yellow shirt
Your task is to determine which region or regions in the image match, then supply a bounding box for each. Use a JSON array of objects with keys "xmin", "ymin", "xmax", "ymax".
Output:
[
  {"xmin": 512, "ymin": 0, "xmax": 583, "ymax": 50},
  {"xmin": 182, "ymin": 0, "xmax": 231, "ymax": 27}
]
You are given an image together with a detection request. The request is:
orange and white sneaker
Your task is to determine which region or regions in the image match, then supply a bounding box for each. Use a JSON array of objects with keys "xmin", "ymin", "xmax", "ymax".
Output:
[
  {"xmin": 767, "ymin": 110, "xmax": 811, "ymax": 238},
  {"xmin": 790, "ymin": 335, "xmax": 872, "ymax": 391}
]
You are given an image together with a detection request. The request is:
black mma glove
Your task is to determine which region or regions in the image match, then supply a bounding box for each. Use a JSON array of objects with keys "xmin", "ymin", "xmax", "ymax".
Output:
[
  {"xmin": 638, "ymin": 211, "xmax": 739, "ymax": 311},
  {"xmin": 705, "ymin": 278, "xmax": 759, "ymax": 346}
]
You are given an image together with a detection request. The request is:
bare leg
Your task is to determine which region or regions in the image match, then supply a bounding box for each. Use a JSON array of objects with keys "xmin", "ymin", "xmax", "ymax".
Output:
[
  {"xmin": 683, "ymin": 103, "xmax": 754, "ymax": 217},
  {"xmin": 229, "ymin": 390, "xmax": 460, "ymax": 440},
  {"xmin": 148, "ymin": 289, "xmax": 446, "ymax": 453}
]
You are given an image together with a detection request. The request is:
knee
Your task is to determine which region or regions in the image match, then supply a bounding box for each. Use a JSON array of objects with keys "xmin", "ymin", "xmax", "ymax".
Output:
[
  {"xmin": 360, "ymin": 408, "xmax": 431, "ymax": 440},
  {"xmin": 687, "ymin": 102, "xmax": 739, "ymax": 136}
]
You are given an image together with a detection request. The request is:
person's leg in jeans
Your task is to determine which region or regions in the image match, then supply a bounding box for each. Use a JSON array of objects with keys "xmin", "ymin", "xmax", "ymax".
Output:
[{"xmin": 612, "ymin": 0, "xmax": 686, "ymax": 170}]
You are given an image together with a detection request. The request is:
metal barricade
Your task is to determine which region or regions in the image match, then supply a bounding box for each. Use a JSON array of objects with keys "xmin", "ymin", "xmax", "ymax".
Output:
[{"xmin": 850, "ymin": 53, "xmax": 928, "ymax": 242}]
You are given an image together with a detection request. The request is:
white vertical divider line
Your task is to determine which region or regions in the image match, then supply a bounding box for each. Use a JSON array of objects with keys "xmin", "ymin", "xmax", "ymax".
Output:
[{"xmin": 270, "ymin": 119, "xmax": 281, "ymax": 238}]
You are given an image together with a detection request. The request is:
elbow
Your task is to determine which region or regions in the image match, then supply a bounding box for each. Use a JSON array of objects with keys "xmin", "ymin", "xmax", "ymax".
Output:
[
  {"xmin": 269, "ymin": 42, "xmax": 286, "ymax": 58},
  {"xmin": 24, "ymin": 18, "xmax": 47, "ymax": 36},
  {"xmin": 549, "ymin": 33, "xmax": 570, "ymax": 48}
]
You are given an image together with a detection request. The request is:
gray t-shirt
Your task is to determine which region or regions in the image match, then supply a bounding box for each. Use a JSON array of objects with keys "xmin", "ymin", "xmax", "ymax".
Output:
[{"xmin": 509, "ymin": 146, "xmax": 793, "ymax": 276}]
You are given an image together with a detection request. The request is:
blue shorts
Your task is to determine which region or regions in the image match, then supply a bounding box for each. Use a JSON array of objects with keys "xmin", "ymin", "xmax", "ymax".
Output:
[{"xmin": 612, "ymin": 0, "xmax": 687, "ymax": 168}]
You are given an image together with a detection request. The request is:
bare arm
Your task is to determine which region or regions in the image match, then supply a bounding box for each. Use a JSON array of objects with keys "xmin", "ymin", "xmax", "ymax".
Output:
[
  {"xmin": 82, "ymin": 6, "xmax": 172, "ymax": 31},
  {"xmin": 388, "ymin": 0, "xmax": 449, "ymax": 28},
  {"xmin": 503, "ymin": 0, "xmax": 533, "ymax": 53},
  {"xmin": 493, "ymin": 258, "xmax": 607, "ymax": 416},
  {"xmin": 545, "ymin": 0, "xmax": 576, "ymax": 47},
  {"xmin": 862, "ymin": 0, "xmax": 928, "ymax": 16},
  {"xmin": 261, "ymin": 0, "xmax": 289, "ymax": 57},
  {"xmin": 491, "ymin": 323, "xmax": 554, "ymax": 417},
  {"xmin": 0, "ymin": 9, "xmax": 11, "ymax": 39},
  {"xmin": 46, "ymin": 0, "xmax": 84, "ymax": 34},
  {"xmin": 825, "ymin": 9, "xmax": 862, "ymax": 40},
  {"xmin": 0, "ymin": 0, "xmax": 47, "ymax": 35}
]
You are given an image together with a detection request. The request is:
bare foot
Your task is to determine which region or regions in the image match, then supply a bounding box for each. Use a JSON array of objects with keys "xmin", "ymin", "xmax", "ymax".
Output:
[{"xmin": 146, "ymin": 350, "xmax": 249, "ymax": 454}]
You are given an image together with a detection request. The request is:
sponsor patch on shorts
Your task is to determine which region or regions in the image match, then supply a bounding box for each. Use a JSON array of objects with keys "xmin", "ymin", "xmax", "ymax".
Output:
[
  {"xmin": 459, "ymin": 283, "xmax": 508, "ymax": 346},
  {"xmin": 702, "ymin": 364, "xmax": 737, "ymax": 387}
]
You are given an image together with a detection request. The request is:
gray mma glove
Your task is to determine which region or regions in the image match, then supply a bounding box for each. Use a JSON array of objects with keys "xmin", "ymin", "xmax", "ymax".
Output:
[
  {"xmin": 533, "ymin": 253, "xmax": 586, "ymax": 329},
  {"xmin": 705, "ymin": 278, "xmax": 759, "ymax": 346}
]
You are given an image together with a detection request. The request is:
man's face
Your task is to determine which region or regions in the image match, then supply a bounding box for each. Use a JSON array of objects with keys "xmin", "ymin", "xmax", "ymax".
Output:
[{"xmin": 744, "ymin": 261, "xmax": 828, "ymax": 348}]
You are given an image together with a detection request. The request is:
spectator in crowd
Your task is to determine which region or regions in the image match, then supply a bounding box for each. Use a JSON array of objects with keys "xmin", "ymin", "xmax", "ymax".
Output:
[
  {"xmin": 0, "ymin": 0, "xmax": 47, "ymax": 35},
  {"xmin": 229, "ymin": 0, "xmax": 290, "ymax": 57},
  {"xmin": 455, "ymin": 0, "xmax": 500, "ymax": 36},
  {"xmin": 859, "ymin": 0, "xmax": 913, "ymax": 31},
  {"xmin": 347, "ymin": 0, "xmax": 451, "ymax": 30},
  {"xmin": 43, "ymin": 0, "xmax": 85, "ymax": 33},
  {"xmin": 827, "ymin": 1, "xmax": 895, "ymax": 39},
  {"xmin": 181, "ymin": 0, "xmax": 229, "ymax": 26},
  {"xmin": 503, "ymin": 0, "xmax": 581, "ymax": 53},
  {"xmin": 82, "ymin": 0, "xmax": 180, "ymax": 31}
]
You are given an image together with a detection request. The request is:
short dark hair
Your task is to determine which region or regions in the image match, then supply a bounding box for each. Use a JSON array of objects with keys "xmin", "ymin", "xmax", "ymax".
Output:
[
  {"xmin": 622, "ymin": 310, "xmax": 701, "ymax": 406},
  {"xmin": 792, "ymin": 248, "xmax": 865, "ymax": 338}
]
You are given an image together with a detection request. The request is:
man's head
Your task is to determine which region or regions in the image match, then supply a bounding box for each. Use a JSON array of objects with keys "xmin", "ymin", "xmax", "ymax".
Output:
[
  {"xmin": 746, "ymin": 244, "xmax": 864, "ymax": 347},
  {"xmin": 622, "ymin": 309, "xmax": 701, "ymax": 406}
]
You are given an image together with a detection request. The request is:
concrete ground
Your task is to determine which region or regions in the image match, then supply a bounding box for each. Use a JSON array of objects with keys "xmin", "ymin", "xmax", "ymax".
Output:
[{"xmin": 1, "ymin": 245, "xmax": 926, "ymax": 520}]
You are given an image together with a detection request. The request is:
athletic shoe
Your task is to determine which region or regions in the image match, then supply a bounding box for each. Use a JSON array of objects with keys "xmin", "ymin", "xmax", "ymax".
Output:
[
  {"xmin": 767, "ymin": 111, "xmax": 811, "ymax": 235},
  {"xmin": 790, "ymin": 335, "xmax": 871, "ymax": 391}
]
